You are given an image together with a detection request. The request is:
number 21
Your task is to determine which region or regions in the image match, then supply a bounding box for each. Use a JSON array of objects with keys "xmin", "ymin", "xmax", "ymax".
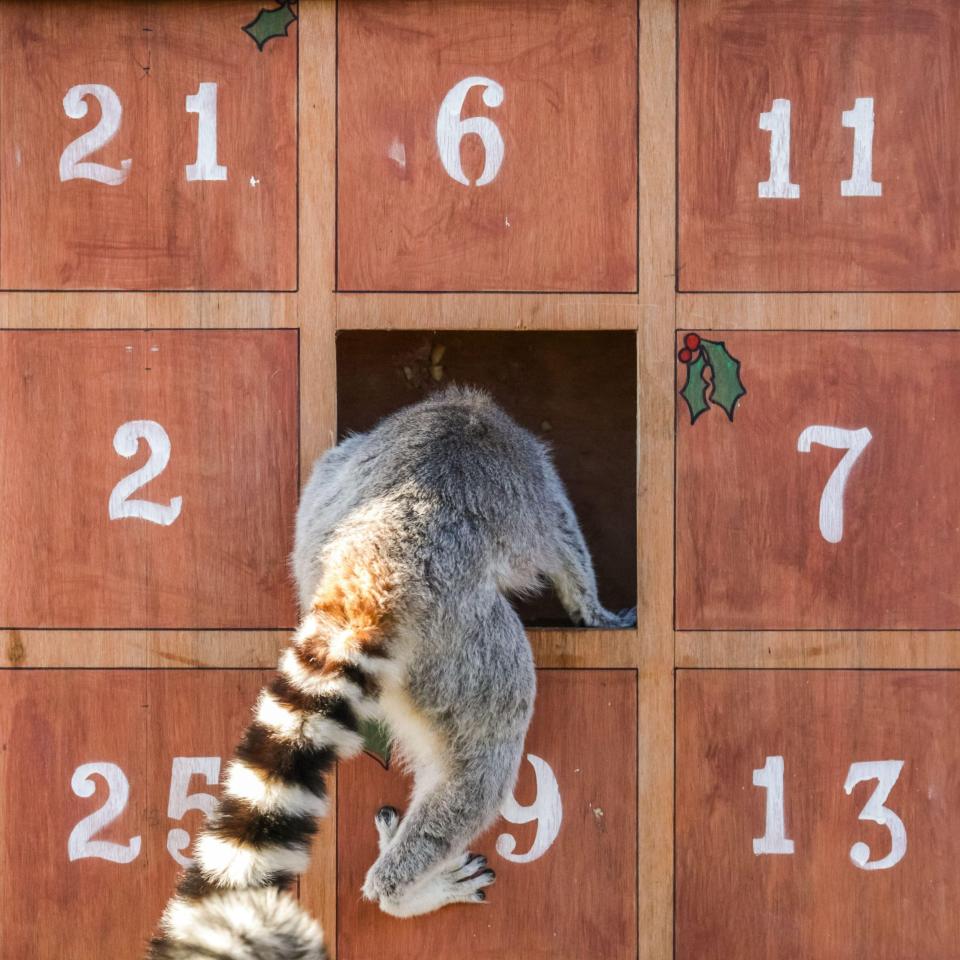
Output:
[{"xmin": 60, "ymin": 82, "xmax": 227, "ymax": 185}]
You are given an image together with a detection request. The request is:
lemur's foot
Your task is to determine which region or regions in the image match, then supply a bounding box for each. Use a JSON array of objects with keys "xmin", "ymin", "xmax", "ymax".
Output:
[
  {"xmin": 594, "ymin": 605, "xmax": 637, "ymax": 629},
  {"xmin": 449, "ymin": 852, "xmax": 489, "ymax": 883},
  {"xmin": 373, "ymin": 854, "xmax": 496, "ymax": 917},
  {"xmin": 374, "ymin": 805, "xmax": 400, "ymax": 852}
]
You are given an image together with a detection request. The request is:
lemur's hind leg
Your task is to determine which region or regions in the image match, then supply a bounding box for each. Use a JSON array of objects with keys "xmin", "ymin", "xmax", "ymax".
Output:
[
  {"xmin": 544, "ymin": 471, "xmax": 637, "ymax": 629},
  {"xmin": 364, "ymin": 767, "xmax": 504, "ymax": 917},
  {"xmin": 363, "ymin": 596, "xmax": 534, "ymax": 918}
]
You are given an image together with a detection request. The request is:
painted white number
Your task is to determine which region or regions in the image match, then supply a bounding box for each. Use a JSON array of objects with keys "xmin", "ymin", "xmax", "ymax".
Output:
[
  {"xmin": 59, "ymin": 84, "xmax": 132, "ymax": 185},
  {"xmin": 108, "ymin": 420, "xmax": 183, "ymax": 526},
  {"xmin": 496, "ymin": 754, "xmax": 562, "ymax": 863},
  {"xmin": 758, "ymin": 98, "xmax": 799, "ymax": 199},
  {"xmin": 68, "ymin": 762, "xmax": 142, "ymax": 863},
  {"xmin": 185, "ymin": 83, "xmax": 227, "ymax": 182},
  {"xmin": 436, "ymin": 76, "xmax": 505, "ymax": 187},
  {"xmin": 843, "ymin": 760, "xmax": 907, "ymax": 870},
  {"xmin": 759, "ymin": 96, "xmax": 881, "ymax": 197},
  {"xmin": 797, "ymin": 425, "xmax": 872, "ymax": 544},
  {"xmin": 841, "ymin": 98, "xmax": 881, "ymax": 197},
  {"xmin": 752, "ymin": 755, "xmax": 795, "ymax": 855},
  {"xmin": 167, "ymin": 757, "xmax": 221, "ymax": 866}
]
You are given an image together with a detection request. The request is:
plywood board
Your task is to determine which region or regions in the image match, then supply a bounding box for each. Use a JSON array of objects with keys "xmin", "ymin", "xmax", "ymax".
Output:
[
  {"xmin": 675, "ymin": 330, "xmax": 960, "ymax": 630},
  {"xmin": 679, "ymin": 0, "xmax": 960, "ymax": 291},
  {"xmin": 0, "ymin": 330, "xmax": 299, "ymax": 628},
  {"xmin": 0, "ymin": 0, "xmax": 297, "ymax": 290},
  {"xmin": 0, "ymin": 669, "xmax": 271, "ymax": 960},
  {"xmin": 337, "ymin": 0, "xmax": 637, "ymax": 292},
  {"xmin": 334, "ymin": 669, "xmax": 638, "ymax": 960},
  {"xmin": 677, "ymin": 669, "xmax": 960, "ymax": 959}
]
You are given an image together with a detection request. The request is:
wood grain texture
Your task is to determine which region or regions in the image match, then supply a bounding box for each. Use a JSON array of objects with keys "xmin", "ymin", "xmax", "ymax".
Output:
[
  {"xmin": 336, "ymin": 330, "xmax": 637, "ymax": 625},
  {"xmin": 297, "ymin": 3, "xmax": 359, "ymax": 943},
  {"xmin": 0, "ymin": 0, "xmax": 297, "ymax": 290},
  {"xmin": 678, "ymin": 630, "xmax": 960, "ymax": 669},
  {"xmin": 333, "ymin": 670, "xmax": 638, "ymax": 960},
  {"xmin": 677, "ymin": 669, "xmax": 960, "ymax": 959},
  {"xmin": 676, "ymin": 330, "xmax": 960, "ymax": 630},
  {"xmin": 336, "ymin": 293, "xmax": 639, "ymax": 331},
  {"xmin": 0, "ymin": 330, "xmax": 299, "ymax": 628},
  {"xmin": 679, "ymin": 0, "xmax": 960, "ymax": 292},
  {"xmin": 0, "ymin": 669, "xmax": 271, "ymax": 960},
  {"xmin": 336, "ymin": 0, "xmax": 637, "ymax": 292}
]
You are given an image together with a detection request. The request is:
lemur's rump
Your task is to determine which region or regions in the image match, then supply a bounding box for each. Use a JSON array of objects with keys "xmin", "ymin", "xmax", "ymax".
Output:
[{"xmin": 147, "ymin": 387, "xmax": 634, "ymax": 960}]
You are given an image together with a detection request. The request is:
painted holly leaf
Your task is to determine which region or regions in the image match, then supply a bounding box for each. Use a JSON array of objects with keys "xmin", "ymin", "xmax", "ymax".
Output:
[
  {"xmin": 700, "ymin": 339, "xmax": 747, "ymax": 421},
  {"xmin": 243, "ymin": 2, "xmax": 297, "ymax": 51},
  {"xmin": 680, "ymin": 352, "xmax": 710, "ymax": 424},
  {"xmin": 360, "ymin": 717, "xmax": 392, "ymax": 769}
]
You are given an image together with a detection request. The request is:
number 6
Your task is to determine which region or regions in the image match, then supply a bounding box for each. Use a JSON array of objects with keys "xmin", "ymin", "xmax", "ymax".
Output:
[{"xmin": 436, "ymin": 76, "xmax": 505, "ymax": 187}]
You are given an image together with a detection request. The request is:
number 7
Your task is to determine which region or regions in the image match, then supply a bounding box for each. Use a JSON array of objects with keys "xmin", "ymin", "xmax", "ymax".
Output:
[{"xmin": 797, "ymin": 425, "xmax": 873, "ymax": 543}]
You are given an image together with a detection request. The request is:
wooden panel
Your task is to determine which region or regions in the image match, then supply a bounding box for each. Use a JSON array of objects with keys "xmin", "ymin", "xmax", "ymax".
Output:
[
  {"xmin": 676, "ymin": 330, "xmax": 960, "ymax": 630},
  {"xmin": 336, "ymin": 0, "xmax": 637, "ymax": 292},
  {"xmin": 334, "ymin": 669, "xmax": 638, "ymax": 960},
  {"xmin": 0, "ymin": 0, "xmax": 297, "ymax": 291},
  {"xmin": 678, "ymin": 0, "xmax": 960, "ymax": 292},
  {"xmin": 336, "ymin": 330, "xmax": 637, "ymax": 626},
  {"xmin": 0, "ymin": 669, "xmax": 269, "ymax": 960},
  {"xmin": 0, "ymin": 330, "xmax": 299, "ymax": 628},
  {"xmin": 677, "ymin": 669, "xmax": 960, "ymax": 959}
]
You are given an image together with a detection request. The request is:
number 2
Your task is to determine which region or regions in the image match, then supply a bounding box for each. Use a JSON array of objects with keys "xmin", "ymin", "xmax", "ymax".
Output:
[
  {"xmin": 108, "ymin": 420, "xmax": 183, "ymax": 526},
  {"xmin": 68, "ymin": 762, "xmax": 141, "ymax": 863},
  {"xmin": 797, "ymin": 425, "xmax": 872, "ymax": 543},
  {"xmin": 59, "ymin": 84, "xmax": 132, "ymax": 186}
]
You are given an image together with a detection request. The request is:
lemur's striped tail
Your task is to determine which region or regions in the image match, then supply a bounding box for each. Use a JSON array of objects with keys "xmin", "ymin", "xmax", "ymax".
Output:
[{"xmin": 147, "ymin": 606, "xmax": 387, "ymax": 960}]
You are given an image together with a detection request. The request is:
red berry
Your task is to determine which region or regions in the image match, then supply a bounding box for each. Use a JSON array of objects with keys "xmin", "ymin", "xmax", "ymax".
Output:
[
  {"xmin": 678, "ymin": 347, "xmax": 692, "ymax": 363},
  {"xmin": 685, "ymin": 333, "xmax": 701, "ymax": 350}
]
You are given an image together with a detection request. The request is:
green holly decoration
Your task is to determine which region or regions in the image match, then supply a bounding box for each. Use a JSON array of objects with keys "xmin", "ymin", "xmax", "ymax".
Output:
[
  {"xmin": 243, "ymin": 2, "xmax": 297, "ymax": 51},
  {"xmin": 359, "ymin": 717, "xmax": 392, "ymax": 768},
  {"xmin": 678, "ymin": 333, "xmax": 746, "ymax": 424}
]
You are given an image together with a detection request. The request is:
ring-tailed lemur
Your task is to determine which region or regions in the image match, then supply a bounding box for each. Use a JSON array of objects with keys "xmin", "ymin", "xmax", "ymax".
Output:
[{"xmin": 147, "ymin": 386, "xmax": 635, "ymax": 960}]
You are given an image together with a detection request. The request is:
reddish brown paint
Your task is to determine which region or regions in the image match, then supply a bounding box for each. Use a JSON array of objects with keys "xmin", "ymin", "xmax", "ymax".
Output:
[
  {"xmin": 676, "ymin": 670, "xmax": 960, "ymax": 958},
  {"xmin": 0, "ymin": 670, "xmax": 271, "ymax": 960},
  {"xmin": 334, "ymin": 670, "xmax": 638, "ymax": 960},
  {"xmin": 676, "ymin": 331, "xmax": 960, "ymax": 629},
  {"xmin": 337, "ymin": 0, "xmax": 638, "ymax": 292},
  {"xmin": 679, "ymin": 0, "xmax": 960, "ymax": 291},
  {"xmin": 0, "ymin": 1, "xmax": 297, "ymax": 290},
  {"xmin": 0, "ymin": 330, "xmax": 299, "ymax": 628}
]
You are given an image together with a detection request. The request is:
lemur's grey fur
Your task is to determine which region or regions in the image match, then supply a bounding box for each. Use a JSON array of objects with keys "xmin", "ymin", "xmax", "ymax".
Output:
[{"xmin": 147, "ymin": 386, "xmax": 635, "ymax": 959}]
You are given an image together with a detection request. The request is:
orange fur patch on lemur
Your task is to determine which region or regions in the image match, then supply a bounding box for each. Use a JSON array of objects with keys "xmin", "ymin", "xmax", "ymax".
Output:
[{"xmin": 307, "ymin": 539, "xmax": 395, "ymax": 660}]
